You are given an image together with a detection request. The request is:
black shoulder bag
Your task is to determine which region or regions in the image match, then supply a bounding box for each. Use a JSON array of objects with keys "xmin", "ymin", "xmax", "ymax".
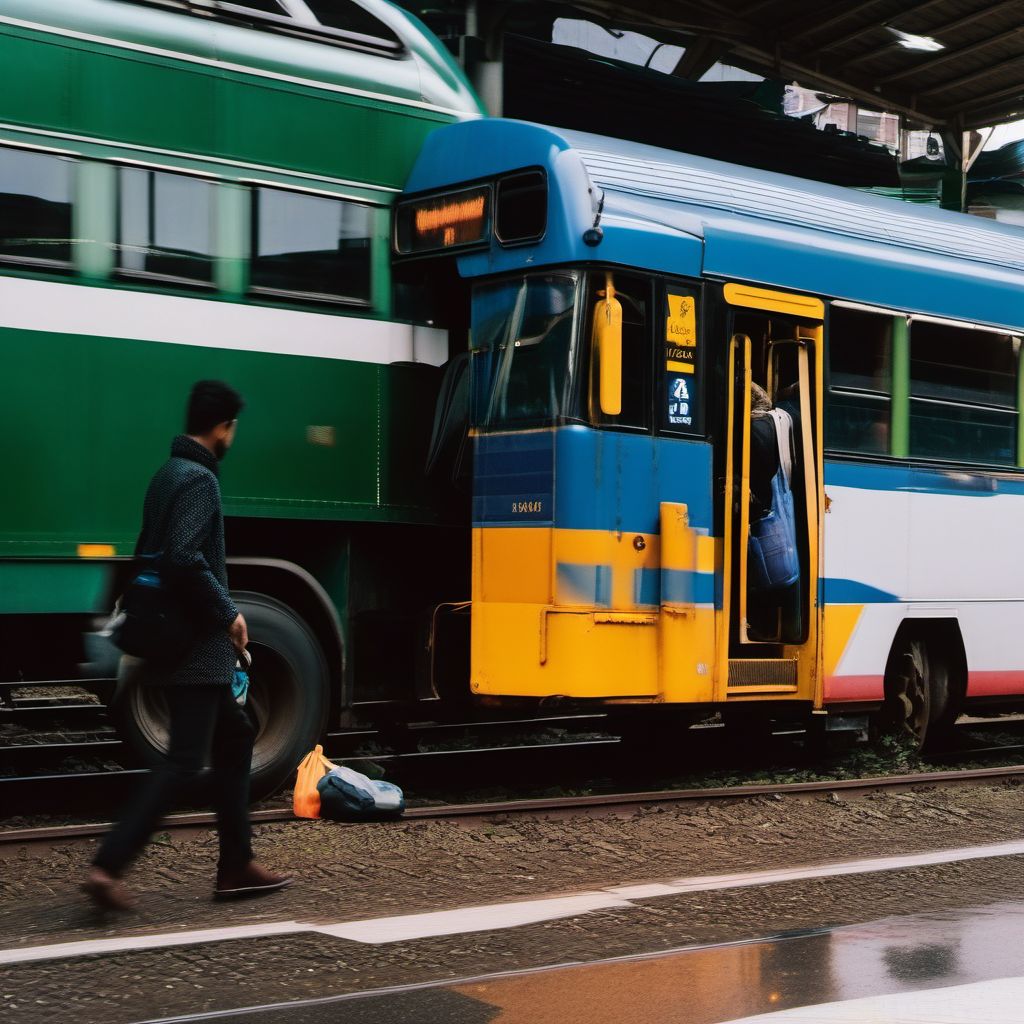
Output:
[
  {"xmin": 112, "ymin": 552, "xmax": 196, "ymax": 664},
  {"xmin": 112, "ymin": 473, "xmax": 201, "ymax": 664}
]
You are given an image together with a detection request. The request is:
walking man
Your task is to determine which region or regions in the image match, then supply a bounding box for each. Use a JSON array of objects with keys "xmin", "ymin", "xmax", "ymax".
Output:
[{"xmin": 84, "ymin": 380, "xmax": 291, "ymax": 910}]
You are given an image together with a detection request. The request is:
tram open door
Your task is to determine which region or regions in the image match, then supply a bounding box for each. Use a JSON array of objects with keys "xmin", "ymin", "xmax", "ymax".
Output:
[{"xmin": 719, "ymin": 284, "xmax": 825, "ymax": 709}]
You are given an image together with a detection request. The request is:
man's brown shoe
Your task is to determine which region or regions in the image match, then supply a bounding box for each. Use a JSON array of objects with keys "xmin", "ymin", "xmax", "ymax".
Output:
[
  {"xmin": 214, "ymin": 860, "xmax": 292, "ymax": 900},
  {"xmin": 82, "ymin": 868, "xmax": 135, "ymax": 913}
]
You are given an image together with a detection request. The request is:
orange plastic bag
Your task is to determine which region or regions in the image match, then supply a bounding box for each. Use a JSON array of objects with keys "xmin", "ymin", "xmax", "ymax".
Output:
[{"xmin": 293, "ymin": 744, "xmax": 335, "ymax": 819}]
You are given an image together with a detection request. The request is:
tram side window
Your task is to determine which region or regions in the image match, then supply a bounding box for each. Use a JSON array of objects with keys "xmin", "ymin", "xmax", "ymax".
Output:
[
  {"xmin": 587, "ymin": 272, "xmax": 652, "ymax": 430},
  {"xmin": 909, "ymin": 321, "xmax": 1018, "ymax": 466},
  {"xmin": 250, "ymin": 187, "xmax": 371, "ymax": 305},
  {"xmin": 118, "ymin": 167, "xmax": 215, "ymax": 285},
  {"xmin": 0, "ymin": 147, "xmax": 73, "ymax": 267},
  {"xmin": 826, "ymin": 307, "xmax": 892, "ymax": 455}
]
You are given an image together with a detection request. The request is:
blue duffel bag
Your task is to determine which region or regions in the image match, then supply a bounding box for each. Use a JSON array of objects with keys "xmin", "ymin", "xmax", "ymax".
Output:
[
  {"xmin": 316, "ymin": 765, "xmax": 405, "ymax": 821},
  {"xmin": 748, "ymin": 408, "xmax": 800, "ymax": 593}
]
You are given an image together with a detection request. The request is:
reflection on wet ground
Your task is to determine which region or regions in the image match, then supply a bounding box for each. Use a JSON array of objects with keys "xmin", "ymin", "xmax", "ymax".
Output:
[{"xmin": 190, "ymin": 902, "xmax": 1024, "ymax": 1024}]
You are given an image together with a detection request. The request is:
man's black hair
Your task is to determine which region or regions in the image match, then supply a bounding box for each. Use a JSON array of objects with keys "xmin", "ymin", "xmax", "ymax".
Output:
[{"xmin": 186, "ymin": 380, "xmax": 245, "ymax": 435}]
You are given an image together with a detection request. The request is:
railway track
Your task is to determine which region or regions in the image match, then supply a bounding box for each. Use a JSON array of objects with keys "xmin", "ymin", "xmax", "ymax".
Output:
[
  {"xmin": 4, "ymin": 761, "xmax": 1024, "ymax": 850},
  {"xmin": 0, "ymin": 710, "xmax": 619, "ymax": 815},
  {"xmin": 5, "ymin": 697, "xmax": 1024, "ymax": 819}
]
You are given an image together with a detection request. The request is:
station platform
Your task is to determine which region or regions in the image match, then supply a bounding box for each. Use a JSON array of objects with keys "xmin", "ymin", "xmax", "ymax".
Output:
[{"xmin": 5, "ymin": 785, "xmax": 1024, "ymax": 1023}]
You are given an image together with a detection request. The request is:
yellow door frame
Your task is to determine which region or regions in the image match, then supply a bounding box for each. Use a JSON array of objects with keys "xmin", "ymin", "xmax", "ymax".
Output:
[{"xmin": 718, "ymin": 283, "xmax": 825, "ymax": 706}]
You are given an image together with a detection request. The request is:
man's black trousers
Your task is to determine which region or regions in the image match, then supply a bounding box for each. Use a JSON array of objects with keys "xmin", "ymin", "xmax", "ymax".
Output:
[{"xmin": 95, "ymin": 684, "xmax": 255, "ymax": 875}]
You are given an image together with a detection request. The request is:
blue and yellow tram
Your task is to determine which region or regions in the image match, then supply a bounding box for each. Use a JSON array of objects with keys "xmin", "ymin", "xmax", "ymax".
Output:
[{"xmin": 399, "ymin": 119, "xmax": 1024, "ymax": 746}]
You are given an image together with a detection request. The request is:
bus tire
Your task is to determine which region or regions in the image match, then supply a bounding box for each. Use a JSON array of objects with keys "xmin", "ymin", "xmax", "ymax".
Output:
[
  {"xmin": 113, "ymin": 592, "xmax": 330, "ymax": 801},
  {"xmin": 874, "ymin": 633, "xmax": 932, "ymax": 751}
]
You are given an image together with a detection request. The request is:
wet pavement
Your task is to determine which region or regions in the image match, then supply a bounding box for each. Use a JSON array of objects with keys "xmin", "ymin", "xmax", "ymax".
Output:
[{"xmin": 167, "ymin": 902, "xmax": 1024, "ymax": 1024}]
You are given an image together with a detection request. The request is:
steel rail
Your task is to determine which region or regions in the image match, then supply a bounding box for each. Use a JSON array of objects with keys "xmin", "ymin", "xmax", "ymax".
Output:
[{"xmin": 4, "ymin": 761, "xmax": 1024, "ymax": 848}]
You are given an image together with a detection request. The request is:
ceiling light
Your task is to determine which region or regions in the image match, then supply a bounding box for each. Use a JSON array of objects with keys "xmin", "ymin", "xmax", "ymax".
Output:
[{"xmin": 889, "ymin": 28, "xmax": 944, "ymax": 52}]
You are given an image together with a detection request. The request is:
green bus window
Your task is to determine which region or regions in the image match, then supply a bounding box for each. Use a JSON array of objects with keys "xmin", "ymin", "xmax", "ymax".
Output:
[
  {"xmin": 586, "ymin": 272, "xmax": 651, "ymax": 430},
  {"xmin": 250, "ymin": 187, "xmax": 371, "ymax": 305},
  {"xmin": 0, "ymin": 147, "xmax": 73, "ymax": 268},
  {"xmin": 211, "ymin": 0, "xmax": 288, "ymax": 14},
  {"xmin": 909, "ymin": 320, "xmax": 1018, "ymax": 466},
  {"xmin": 302, "ymin": 0, "xmax": 401, "ymax": 44},
  {"xmin": 118, "ymin": 167, "xmax": 215, "ymax": 286},
  {"xmin": 826, "ymin": 306, "xmax": 892, "ymax": 455}
]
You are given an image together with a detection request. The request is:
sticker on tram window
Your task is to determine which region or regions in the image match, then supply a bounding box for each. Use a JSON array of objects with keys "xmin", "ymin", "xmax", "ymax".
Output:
[
  {"xmin": 662, "ymin": 289, "xmax": 700, "ymax": 431},
  {"xmin": 665, "ymin": 294, "xmax": 697, "ymax": 348},
  {"xmin": 667, "ymin": 376, "xmax": 694, "ymax": 427}
]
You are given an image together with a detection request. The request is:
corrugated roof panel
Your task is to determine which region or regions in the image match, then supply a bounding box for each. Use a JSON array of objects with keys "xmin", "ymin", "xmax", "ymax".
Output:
[{"xmin": 576, "ymin": 145, "xmax": 1024, "ymax": 273}]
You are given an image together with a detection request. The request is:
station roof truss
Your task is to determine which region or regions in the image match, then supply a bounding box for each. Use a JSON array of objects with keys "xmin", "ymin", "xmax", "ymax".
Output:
[{"xmin": 555, "ymin": 0, "xmax": 1024, "ymax": 131}]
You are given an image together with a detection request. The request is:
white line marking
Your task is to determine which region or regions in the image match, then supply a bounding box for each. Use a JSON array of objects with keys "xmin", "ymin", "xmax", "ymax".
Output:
[
  {"xmin": 0, "ymin": 922, "xmax": 311, "ymax": 966},
  {"xmin": 0, "ymin": 277, "xmax": 448, "ymax": 366},
  {"xmin": 661, "ymin": 838, "xmax": 1024, "ymax": 894},
  {"xmin": 5, "ymin": 838, "xmax": 1024, "ymax": 965},
  {"xmin": 319, "ymin": 893, "xmax": 635, "ymax": 944}
]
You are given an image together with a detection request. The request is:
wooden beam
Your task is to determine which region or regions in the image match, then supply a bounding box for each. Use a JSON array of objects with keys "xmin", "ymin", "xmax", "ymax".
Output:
[
  {"xmin": 670, "ymin": 35, "xmax": 731, "ymax": 79},
  {"xmin": 908, "ymin": 0, "xmax": 1021, "ymax": 39},
  {"xmin": 917, "ymin": 49, "xmax": 1024, "ymax": 97},
  {"xmin": 946, "ymin": 79, "xmax": 1024, "ymax": 113},
  {"xmin": 780, "ymin": 0, "xmax": 890, "ymax": 47}
]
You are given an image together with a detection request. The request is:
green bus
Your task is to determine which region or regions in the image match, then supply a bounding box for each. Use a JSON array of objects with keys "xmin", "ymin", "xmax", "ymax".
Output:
[{"xmin": 0, "ymin": 0, "xmax": 483, "ymax": 794}]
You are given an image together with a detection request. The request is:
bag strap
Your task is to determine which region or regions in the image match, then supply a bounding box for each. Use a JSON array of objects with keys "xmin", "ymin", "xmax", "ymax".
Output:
[{"xmin": 767, "ymin": 408, "xmax": 795, "ymax": 486}]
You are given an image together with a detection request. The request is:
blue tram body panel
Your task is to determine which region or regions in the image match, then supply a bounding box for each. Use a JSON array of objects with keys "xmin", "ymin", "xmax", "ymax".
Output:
[
  {"xmin": 553, "ymin": 427, "xmax": 713, "ymax": 536},
  {"xmin": 473, "ymin": 427, "xmax": 712, "ymax": 535}
]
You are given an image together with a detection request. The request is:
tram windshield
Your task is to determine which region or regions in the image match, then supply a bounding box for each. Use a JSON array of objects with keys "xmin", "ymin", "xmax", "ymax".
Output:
[{"xmin": 470, "ymin": 271, "xmax": 581, "ymax": 430}]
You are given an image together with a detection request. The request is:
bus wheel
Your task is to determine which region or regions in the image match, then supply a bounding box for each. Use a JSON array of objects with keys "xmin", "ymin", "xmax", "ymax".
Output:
[
  {"xmin": 875, "ymin": 635, "xmax": 931, "ymax": 751},
  {"xmin": 114, "ymin": 593, "xmax": 330, "ymax": 800}
]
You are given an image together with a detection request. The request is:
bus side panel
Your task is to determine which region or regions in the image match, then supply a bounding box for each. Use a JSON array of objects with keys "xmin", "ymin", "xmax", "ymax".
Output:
[{"xmin": 822, "ymin": 460, "xmax": 1024, "ymax": 704}]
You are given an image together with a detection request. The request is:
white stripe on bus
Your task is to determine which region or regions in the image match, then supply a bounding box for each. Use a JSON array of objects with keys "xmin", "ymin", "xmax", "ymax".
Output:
[{"xmin": 0, "ymin": 276, "xmax": 448, "ymax": 366}]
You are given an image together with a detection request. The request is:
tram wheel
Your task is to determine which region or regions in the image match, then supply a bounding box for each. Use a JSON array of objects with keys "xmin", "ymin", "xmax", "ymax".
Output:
[
  {"xmin": 113, "ymin": 593, "xmax": 329, "ymax": 800},
  {"xmin": 874, "ymin": 635, "xmax": 931, "ymax": 751}
]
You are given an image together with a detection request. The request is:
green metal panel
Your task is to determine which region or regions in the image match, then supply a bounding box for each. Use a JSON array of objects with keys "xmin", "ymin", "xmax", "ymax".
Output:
[
  {"xmin": 0, "ymin": 325, "xmax": 445, "ymax": 557},
  {"xmin": 215, "ymin": 73, "xmax": 448, "ymax": 188},
  {"xmin": 890, "ymin": 315, "xmax": 909, "ymax": 458},
  {"xmin": 0, "ymin": 29, "xmax": 75, "ymax": 132},
  {"xmin": 0, "ymin": 562, "xmax": 113, "ymax": 613}
]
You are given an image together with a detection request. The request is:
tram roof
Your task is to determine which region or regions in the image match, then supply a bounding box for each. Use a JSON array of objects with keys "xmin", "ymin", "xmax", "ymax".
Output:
[{"xmin": 406, "ymin": 118, "xmax": 1024, "ymax": 332}]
